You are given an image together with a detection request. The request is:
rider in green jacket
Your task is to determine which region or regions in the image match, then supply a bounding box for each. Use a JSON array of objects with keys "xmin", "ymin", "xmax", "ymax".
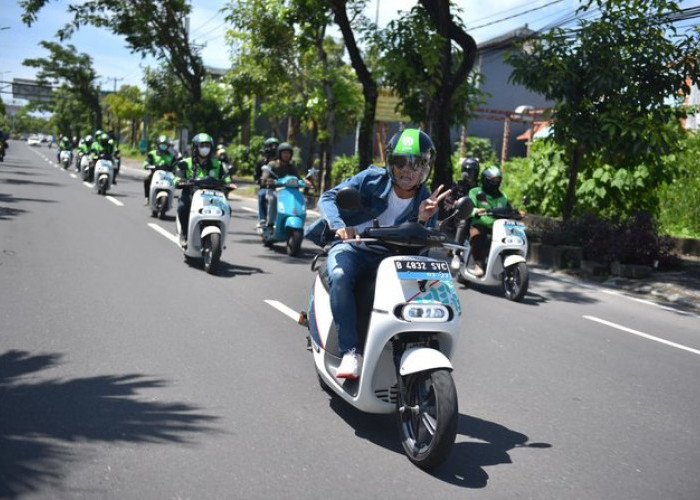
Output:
[
  {"xmin": 174, "ymin": 133, "xmax": 233, "ymax": 246},
  {"xmin": 468, "ymin": 166, "xmax": 511, "ymax": 277},
  {"xmin": 143, "ymin": 135, "xmax": 176, "ymax": 204}
]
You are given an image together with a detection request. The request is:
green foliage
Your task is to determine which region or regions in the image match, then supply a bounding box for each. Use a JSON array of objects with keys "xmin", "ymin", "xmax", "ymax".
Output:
[
  {"xmin": 657, "ymin": 131, "xmax": 700, "ymax": 238},
  {"xmin": 449, "ymin": 137, "xmax": 498, "ymax": 179},
  {"xmin": 507, "ymin": 0, "xmax": 700, "ymax": 218},
  {"xmin": 229, "ymin": 135, "xmax": 266, "ymax": 177},
  {"xmin": 330, "ymin": 154, "xmax": 361, "ymax": 185}
]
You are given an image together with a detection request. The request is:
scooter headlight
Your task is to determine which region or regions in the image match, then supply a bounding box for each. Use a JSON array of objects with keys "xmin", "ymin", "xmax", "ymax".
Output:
[
  {"xmin": 200, "ymin": 206, "xmax": 223, "ymax": 216},
  {"xmin": 503, "ymin": 236, "xmax": 525, "ymax": 245},
  {"xmin": 401, "ymin": 304, "xmax": 449, "ymax": 322}
]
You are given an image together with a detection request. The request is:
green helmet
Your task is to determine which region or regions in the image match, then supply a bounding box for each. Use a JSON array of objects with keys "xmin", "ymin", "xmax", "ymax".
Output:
[
  {"xmin": 192, "ymin": 133, "xmax": 213, "ymax": 158},
  {"xmin": 385, "ymin": 128, "xmax": 435, "ymax": 185},
  {"xmin": 157, "ymin": 134, "xmax": 169, "ymax": 152}
]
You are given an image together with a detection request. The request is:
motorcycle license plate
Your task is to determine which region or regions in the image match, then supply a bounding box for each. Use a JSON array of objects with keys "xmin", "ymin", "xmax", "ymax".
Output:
[{"xmin": 394, "ymin": 259, "xmax": 450, "ymax": 281}]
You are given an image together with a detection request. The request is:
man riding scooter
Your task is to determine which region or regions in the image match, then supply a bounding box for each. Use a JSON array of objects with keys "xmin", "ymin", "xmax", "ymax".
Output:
[
  {"xmin": 467, "ymin": 166, "xmax": 511, "ymax": 277},
  {"xmin": 259, "ymin": 142, "xmax": 300, "ymax": 229},
  {"xmin": 143, "ymin": 135, "xmax": 175, "ymax": 205}
]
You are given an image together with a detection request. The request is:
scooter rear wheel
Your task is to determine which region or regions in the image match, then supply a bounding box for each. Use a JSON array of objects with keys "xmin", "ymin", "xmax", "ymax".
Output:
[
  {"xmin": 503, "ymin": 262, "xmax": 529, "ymax": 302},
  {"xmin": 398, "ymin": 369, "xmax": 458, "ymax": 470}
]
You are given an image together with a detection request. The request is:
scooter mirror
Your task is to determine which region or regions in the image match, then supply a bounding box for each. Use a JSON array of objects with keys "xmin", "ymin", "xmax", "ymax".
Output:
[
  {"xmin": 336, "ymin": 187, "xmax": 362, "ymax": 211},
  {"xmin": 522, "ymin": 194, "xmax": 531, "ymax": 206},
  {"xmin": 261, "ymin": 165, "xmax": 273, "ymax": 174},
  {"xmin": 476, "ymin": 191, "xmax": 488, "ymax": 202},
  {"xmin": 453, "ymin": 196, "xmax": 474, "ymax": 218}
]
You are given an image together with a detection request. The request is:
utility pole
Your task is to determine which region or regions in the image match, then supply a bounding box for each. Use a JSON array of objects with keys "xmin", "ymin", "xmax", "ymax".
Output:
[{"xmin": 103, "ymin": 76, "xmax": 124, "ymax": 93}]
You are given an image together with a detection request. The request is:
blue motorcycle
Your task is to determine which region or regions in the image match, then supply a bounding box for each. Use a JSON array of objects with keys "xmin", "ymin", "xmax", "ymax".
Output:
[{"xmin": 258, "ymin": 171, "xmax": 307, "ymax": 256}]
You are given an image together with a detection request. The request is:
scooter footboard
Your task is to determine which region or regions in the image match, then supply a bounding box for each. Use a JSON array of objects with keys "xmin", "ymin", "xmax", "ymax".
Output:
[{"xmin": 399, "ymin": 347, "xmax": 453, "ymax": 376}]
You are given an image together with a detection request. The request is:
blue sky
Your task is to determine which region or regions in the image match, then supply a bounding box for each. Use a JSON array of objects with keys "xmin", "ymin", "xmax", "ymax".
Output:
[{"xmin": 1, "ymin": 0, "xmax": 698, "ymax": 105}]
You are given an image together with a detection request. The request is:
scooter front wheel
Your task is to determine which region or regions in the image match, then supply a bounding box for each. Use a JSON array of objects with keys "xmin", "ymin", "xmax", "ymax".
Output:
[
  {"xmin": 503, "ymin": 262, "xmax": 529, "ymax": 302},
  {"xmin": 286, "ymin": 229, "xmax": 303, "ymax": 256},
  {"xmin": 202, "ymin": 233, "xmax": 222, "ymax": 274},
  {"xmin": 398, "ymin": 369, "xmax": 458, "ymax": 470}
]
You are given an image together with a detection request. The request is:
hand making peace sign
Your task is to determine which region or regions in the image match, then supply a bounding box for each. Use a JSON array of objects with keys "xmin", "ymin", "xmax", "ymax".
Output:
[{"xmin": 418, "ymin": 184, "xmax": 452, "ymax": 223}]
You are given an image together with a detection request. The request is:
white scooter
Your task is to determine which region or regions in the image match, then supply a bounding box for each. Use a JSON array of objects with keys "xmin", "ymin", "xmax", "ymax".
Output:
[
  {"xmin": 79, "ymin": 154, "xmax": 91, "ymax": 180},
  {"xmin": 175, "ymin": 177, "xmax": 234, "ymax": 275},
  {"xmin": 59, "ymin": 149, "xmax": 72, "ymax": 169},
  {"xmin": 147, "ymin": 166, "xmax": 175, "ymax": 219},
  {"xmin": 300, "ymin": 189, "xmax": 472, "ymax": 470},
  {"xmin": 456, "ymin": 194, "xmax": 529, "ymax": 301},
  {"xmin": 93, "ymin": 156, "xmax": 114, "ymax": 195}
]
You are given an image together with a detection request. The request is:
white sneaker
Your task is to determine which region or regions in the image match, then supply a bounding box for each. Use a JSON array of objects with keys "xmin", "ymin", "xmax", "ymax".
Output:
[
  {"xmin": 336, "ymin": 349, "xmax": 362, "ymax": 379},
  {"xmin": 450, "ymin": 254, "xmax": 461, "ymax": 270},
  {"xmin": 471, "ymin": 264, "xmax": 484, "ymax": 277}
]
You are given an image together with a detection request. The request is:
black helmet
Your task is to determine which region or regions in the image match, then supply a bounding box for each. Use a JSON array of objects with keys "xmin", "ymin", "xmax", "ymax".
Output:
[
  {"xmin": 263, "ymin": 137, "xmax": 279, "ymax": 159},
  {"xmin": 385, "ymin": 128, "xmax": 435, "ymax": 185},
  {"xmin": 460, "ymin": 157, "xmax": 480, "ymax": 185},
  {"xmin": 277, "ymin": 142, "xmax": 293, "ymax": 160},
  {"xmin": 481, "ymin": 166, "xmax": 502, "ymax": 196}
]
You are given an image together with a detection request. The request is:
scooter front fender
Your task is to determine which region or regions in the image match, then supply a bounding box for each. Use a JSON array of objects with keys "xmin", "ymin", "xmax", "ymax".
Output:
[
  {"xmin": 284, "ymin": 216, "xmax": 305, "ymax": 230},
  {"xmin": 200, "ymin": 226, "xmax": 221, "ymax": 240},
  {"xmin": 399, "ymin": 347, "xmax": 453, "ymax": 376},
  {"xmin": 503, "ymin": 254, "xmax": 527, "ymax": 268}
]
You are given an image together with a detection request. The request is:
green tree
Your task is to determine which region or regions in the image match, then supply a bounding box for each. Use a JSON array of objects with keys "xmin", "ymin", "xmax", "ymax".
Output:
[
  {"xmin": 103, "ymin": 85, "xmax": 145, "ymax": 147},
  {"xmin": 22, "ymin": 41, "xmax": 102, "ymax": 130},
  {"xmin": 378, "ymin": 1, "xmax": 480, "ymax": 188},
  {"xmin": 507, "ymin": 0, "xmax": 700, "ymax": 220},
  {"xmin": 20, "ymin": 0, "xmax": 205, "ymax": 106}
]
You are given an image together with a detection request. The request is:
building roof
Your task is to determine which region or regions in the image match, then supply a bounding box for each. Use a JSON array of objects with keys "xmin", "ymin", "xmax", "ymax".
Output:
[{"xmin": 477, "ymin": 26, "xmax": 537, "ymax": 54}]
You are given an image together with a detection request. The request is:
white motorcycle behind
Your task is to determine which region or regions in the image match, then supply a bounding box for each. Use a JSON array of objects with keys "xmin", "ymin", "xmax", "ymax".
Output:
[
  {"xmin": 456, "ymin": 194, "xmax": 529, "ymax": 301},
  {"xmin": 93, "ymin": 156, "xmax": 114, "ymax": 195},
  {"xmin": 147, "ymin": 166, "xmax": 175, "ymax": 219},
  {"xmin": 175, "ymin": 177, "xmax": 235, "ymax": 275},
  {"xmin": 59, "ymin": 149, "xmax": 72, "ymax": 169},
  {"xmin": 300, "ymin": 188, "xmax": 472, "ymax": 470}
]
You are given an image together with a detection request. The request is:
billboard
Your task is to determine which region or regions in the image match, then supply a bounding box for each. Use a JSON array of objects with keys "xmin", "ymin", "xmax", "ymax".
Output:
[{"xmin": 12, "ymin": 78, "xmax": 53, "ymax": 103}]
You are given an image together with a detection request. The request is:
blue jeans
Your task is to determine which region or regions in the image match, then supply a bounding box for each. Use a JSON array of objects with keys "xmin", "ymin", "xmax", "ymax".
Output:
[
  {"xmin": 326, "ymin": 242, "xmax": 387, "ymax": 354},
  {"xmin": 257, "ymin": 188, "xmax": 269, "ymax": 221}
]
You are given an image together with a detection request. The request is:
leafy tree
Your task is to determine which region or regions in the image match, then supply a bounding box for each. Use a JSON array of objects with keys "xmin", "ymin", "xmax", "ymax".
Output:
[
  {"xmin": 20, "ymin": 0, "xmax": 205, "ymax": 107},
  {"xmin": 22, "ymin": 41, "xmax": 102, "ymax": 130},
  {"xmin": 103, "ymin": 85, "xmax": 145, "ymax": 147},
  {"xmin": 507, "ymin": 0, "xmax": 700, "ymax": 220}
]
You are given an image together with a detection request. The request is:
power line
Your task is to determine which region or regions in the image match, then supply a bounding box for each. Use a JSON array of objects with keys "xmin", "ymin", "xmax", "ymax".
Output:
[{"xmin": 469, "ymin": 0, "xmax": 567, "ymax": 30}]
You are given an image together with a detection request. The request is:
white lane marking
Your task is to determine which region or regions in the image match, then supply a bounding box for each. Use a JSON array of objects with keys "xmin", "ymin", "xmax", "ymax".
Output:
[
  {"xmin": 583, "ymin": 315, "xmax": 700, "ymax": 356},
  {"xmin": 83, "ymin": 182, "xmax": 94, "ymax": 188},
  {"xmin": 600, "ymin": 289, "xmax": 696, "ymax": 317},
  {"xmin": 106, "ymin": 196, "xmax": 123, "ymax": 206},
  {"xmin": 148, "ymin": 223, "xmax": 179, "ymax": 245},
  {"xmin": 265, "ymin": 300, "xmax": 301, "ymax": 322},
  {"xmin": 70, "ymin": 173, "xmax": 77, "ymax": 179}
]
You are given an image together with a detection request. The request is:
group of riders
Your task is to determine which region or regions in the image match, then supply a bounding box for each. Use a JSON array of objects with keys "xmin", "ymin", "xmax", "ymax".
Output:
[
  {"xmin": 53, "ymin": 127, "xmax": 509, "ymax": 380},
  {"xmin": 59, "ymin": 130, "xmax": 122, "ymax": 184}
]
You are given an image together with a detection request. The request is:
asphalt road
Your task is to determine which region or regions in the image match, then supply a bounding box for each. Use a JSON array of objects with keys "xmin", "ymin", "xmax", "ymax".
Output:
[{"xmin": 1, "ymin": 141, "xmax": 699, "ymax": 499}]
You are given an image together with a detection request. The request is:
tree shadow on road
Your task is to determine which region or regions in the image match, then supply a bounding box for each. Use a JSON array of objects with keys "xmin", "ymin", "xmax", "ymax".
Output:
[{"xmin": 0, "ymin": 350, "xmax": 220, "ymax": 498}]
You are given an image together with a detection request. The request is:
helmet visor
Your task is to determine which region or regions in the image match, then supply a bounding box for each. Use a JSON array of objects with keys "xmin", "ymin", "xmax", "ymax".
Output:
[{"xmin": 389, "ymin": 154, "xmax": 430, "ymax": 172}]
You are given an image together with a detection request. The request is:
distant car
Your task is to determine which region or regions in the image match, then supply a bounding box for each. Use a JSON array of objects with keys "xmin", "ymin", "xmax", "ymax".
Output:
[{"xmin": 27, "ymin": 135, "xmax": 42, "ymax": 146}]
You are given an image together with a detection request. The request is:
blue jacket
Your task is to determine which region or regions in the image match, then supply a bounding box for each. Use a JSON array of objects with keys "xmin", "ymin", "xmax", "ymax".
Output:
[{"xmin": 304, "ymin": 165, "xmax": 436, "ymax": 247}]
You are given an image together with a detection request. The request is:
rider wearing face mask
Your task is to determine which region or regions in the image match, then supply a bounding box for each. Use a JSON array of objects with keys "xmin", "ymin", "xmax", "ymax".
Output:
[
  {"xmin": 304, "ymin": 128, "xmax": 450, "ymax": 379},
  {"xmin": 143, "ymin": 135, "xmax": 175, "ymax": 205},
  {"xmin": 174, "ymin": 133, "xmax": 232, "ymax": 246}
]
